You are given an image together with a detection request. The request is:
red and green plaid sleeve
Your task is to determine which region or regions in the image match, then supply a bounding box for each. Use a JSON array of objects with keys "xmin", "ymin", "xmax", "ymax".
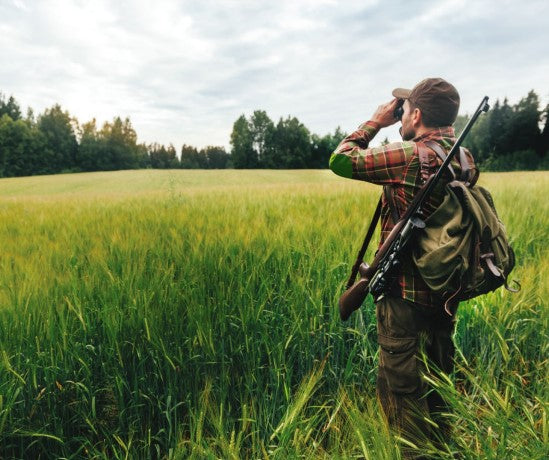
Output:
[{"xmin": 329, "ymin": 121, "xmax": 415, "ymax": 185}]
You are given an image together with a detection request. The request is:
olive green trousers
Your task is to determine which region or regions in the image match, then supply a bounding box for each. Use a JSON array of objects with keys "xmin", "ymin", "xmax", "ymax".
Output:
[{"xmin": 376, "ymin": 296, "xmax": 456, "ymax": 453}]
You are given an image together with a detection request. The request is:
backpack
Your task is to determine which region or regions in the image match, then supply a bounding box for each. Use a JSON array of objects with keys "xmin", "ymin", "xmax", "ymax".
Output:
[{"xmin": 410, "ymin": 142, "xmax": 519, "ymax": 313}]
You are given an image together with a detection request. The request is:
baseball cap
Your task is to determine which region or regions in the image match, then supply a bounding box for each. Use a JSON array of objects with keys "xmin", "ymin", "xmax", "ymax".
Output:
[{"xmin": 392, "ymin": 78, "xmax": 460, "ymax": 126}]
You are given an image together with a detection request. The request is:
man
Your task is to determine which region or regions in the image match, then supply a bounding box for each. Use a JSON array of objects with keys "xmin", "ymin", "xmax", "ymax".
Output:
[{"xmin": 329, "ymin": 78, "xmax": 477, "ymax": 454}]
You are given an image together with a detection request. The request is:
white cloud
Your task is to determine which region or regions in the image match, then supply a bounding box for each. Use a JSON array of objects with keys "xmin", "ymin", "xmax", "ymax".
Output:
[{"xmin": 0, "ymin": 0, "xmax": 548, "ymax": 150}]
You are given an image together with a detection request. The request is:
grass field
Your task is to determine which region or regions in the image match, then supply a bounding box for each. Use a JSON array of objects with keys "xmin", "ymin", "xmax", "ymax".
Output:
[{"xmin": 0, "ymin": 169, "xmax": 547, "ymax": 459}]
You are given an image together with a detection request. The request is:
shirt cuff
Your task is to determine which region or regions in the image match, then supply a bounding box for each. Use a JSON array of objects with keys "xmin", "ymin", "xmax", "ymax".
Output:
[{"xmin": 358, "ymin": 120, "xmax": 381, "ymax": 137}]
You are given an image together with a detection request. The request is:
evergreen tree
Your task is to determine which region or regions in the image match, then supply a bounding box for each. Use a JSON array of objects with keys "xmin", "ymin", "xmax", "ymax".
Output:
[
  {"xmin": 495, "ymin": 98, "xmax": 514, "ymax": 157},
  {"xmin": 0, "ymin": 93, "xmax": 22, "ymax": 121},
  {"xmin": 149, "ymin": 143, "xmax": 179, "ymax": 168},
  {"xmin": 202, "ymin": 146, "xmax": 228, "ymax": 169},
  {"xmin": 507, "ymin": 90, "xmax": 541, "ymax": 155},
  {"xmin": 180, "ymin": 144, "xmax": 208, "ymax": 169}
]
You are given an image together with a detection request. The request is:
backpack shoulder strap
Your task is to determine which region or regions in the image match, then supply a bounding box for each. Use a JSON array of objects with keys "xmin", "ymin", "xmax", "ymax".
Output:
[
  {"xmin": 425, "ymin": 140, "xmax": 480, "ymax": 186},
  {"xmin": 424, "ymin": 140, "xmax": 457, "ymax": 181},
  {"xmin": 416, "ymin": 141, "xmax": 433, "ymax": 184},
  {"xmin": 459, "ymin": 148, "xmax": 471, "ymax": 185},
  {"xmin": 459, "ymin": 147, "xmax": 480, "ymax": 187}
]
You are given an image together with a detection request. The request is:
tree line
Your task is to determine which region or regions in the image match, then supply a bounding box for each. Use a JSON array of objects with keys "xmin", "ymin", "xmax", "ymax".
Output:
[
  {"xmin": 229, "ymin": 91, "xmax": 549, "ymax": 170},
  {"xmin": 0, "ymin": 92, "xmax": 344, "ymax": 176},
  {"xmin": 454, "ymin": 90, "xmax": 549, "ymax": 171},
  {"xmin": 0, "ymin": 89, "xmax": 547, "ymax": 177},
  {"xmin": 0, "ymin": 93, "xmax": 231, "ymax": 177},
  {"xmin": 229, "ymin": 110, "xmax": 345, "ymax": 169}
]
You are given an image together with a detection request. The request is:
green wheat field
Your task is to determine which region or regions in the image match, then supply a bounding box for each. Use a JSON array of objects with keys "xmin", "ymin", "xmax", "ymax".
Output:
[{"xmin": 0, "ymin": 169, "xmax": 547, "ymax": 459}]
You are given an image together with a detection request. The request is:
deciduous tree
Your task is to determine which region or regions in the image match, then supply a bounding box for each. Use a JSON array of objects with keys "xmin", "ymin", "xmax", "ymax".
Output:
[
  {"xmin": 230, "ymin": 115, "xmax": 256, "ymax": 168},
  {"xmin": 37, "ymin": 104, "xmax": 78, "ymax": 172}
]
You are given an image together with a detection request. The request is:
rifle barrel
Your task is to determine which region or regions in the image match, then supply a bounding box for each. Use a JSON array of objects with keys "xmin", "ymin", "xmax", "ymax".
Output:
[{"xmin": 418, "ymin": 96, "xmax": 489, "ymax": 205}]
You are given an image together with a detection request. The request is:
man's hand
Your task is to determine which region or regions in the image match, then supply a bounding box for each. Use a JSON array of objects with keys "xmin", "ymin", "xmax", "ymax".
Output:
[{"xmin": 371, "ymin": 99, "xmax": 401, "ymax": 128}]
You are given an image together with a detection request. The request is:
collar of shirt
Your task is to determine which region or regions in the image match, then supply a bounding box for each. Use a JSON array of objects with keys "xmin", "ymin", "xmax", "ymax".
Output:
[{"xmin": 413, "ymin": 126, "xmax": 456, "ymax": 143}]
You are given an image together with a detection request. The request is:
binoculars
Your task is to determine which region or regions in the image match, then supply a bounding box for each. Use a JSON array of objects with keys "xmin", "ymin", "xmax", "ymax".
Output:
[{"xmin": 393, "ymin": 99, "xmax": 404, "ymax": 121}]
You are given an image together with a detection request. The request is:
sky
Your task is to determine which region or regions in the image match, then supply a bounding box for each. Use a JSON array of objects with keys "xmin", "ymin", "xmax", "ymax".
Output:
[{"xmin": 1, "ymin": 0, "xmax": 548, "ymax": 150}]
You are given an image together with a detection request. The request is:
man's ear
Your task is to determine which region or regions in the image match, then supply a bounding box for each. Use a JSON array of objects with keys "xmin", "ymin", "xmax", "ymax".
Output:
[{"xmin": 412, "ymin": 108, "xmax": 422, "ymax": 128}]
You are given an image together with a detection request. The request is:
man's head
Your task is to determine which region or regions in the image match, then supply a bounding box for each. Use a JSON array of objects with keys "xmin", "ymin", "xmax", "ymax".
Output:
[{"xmin": 392, "ymin": 78, "xmax": 460, "ymax": 140}]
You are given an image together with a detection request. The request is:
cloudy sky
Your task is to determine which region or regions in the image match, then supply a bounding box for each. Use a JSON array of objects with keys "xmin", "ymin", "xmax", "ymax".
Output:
[{"xmin": 1, "ymin": 0, "xmax": 548, "ymax": 150}]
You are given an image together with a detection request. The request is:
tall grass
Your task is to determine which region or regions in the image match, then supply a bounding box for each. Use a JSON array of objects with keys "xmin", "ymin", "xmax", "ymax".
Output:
[{"xmin": 0, "ymin": 170, "xmax": 546, "ymax": 458}]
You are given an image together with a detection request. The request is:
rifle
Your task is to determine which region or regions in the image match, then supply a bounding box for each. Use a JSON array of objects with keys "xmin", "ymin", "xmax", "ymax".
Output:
[{"xmin": 338, "ymin": 96, "xmax": 490, "ymax": 321}]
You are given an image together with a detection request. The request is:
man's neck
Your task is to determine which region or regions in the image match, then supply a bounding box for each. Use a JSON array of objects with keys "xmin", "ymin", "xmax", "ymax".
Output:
[
  {"xmin": 414, "ymin": 125, "xmax": 432, "ymax": 138},
  {"xmin": 412, "ymin": 125, "xmax": 455, "ymax": 142}
]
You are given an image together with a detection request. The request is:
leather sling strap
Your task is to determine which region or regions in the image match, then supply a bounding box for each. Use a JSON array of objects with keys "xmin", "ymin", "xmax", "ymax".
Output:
[
  {"xmin": 345, "ymin": 196, "xmax": 382, "ymax": 289},
  {"xmin": 360, "ymin": 196, "xmax": 382, "ymax": 256}
]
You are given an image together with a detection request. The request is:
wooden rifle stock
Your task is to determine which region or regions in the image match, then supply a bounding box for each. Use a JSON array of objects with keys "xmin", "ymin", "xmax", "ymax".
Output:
[{"xmin": 338, "ymin": 219, "xmax": 406, "ymax": 320}]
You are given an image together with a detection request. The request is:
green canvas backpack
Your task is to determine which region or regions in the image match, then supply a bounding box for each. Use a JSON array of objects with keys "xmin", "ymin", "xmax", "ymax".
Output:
[{"xmin": 411, "ymin": 144, "xmax": 519, "ymax": 313}]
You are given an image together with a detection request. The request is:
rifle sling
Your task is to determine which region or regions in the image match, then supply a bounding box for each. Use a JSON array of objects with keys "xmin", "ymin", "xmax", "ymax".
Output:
[{"xmin": 345, "ymin": 196, "xmax": 382, "ymax": 289}]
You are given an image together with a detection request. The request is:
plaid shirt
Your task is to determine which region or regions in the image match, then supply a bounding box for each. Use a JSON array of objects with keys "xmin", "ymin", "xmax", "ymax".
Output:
[{"xmin": 330, "ymin": 121, "xmax": 477, "ymax": 307}]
